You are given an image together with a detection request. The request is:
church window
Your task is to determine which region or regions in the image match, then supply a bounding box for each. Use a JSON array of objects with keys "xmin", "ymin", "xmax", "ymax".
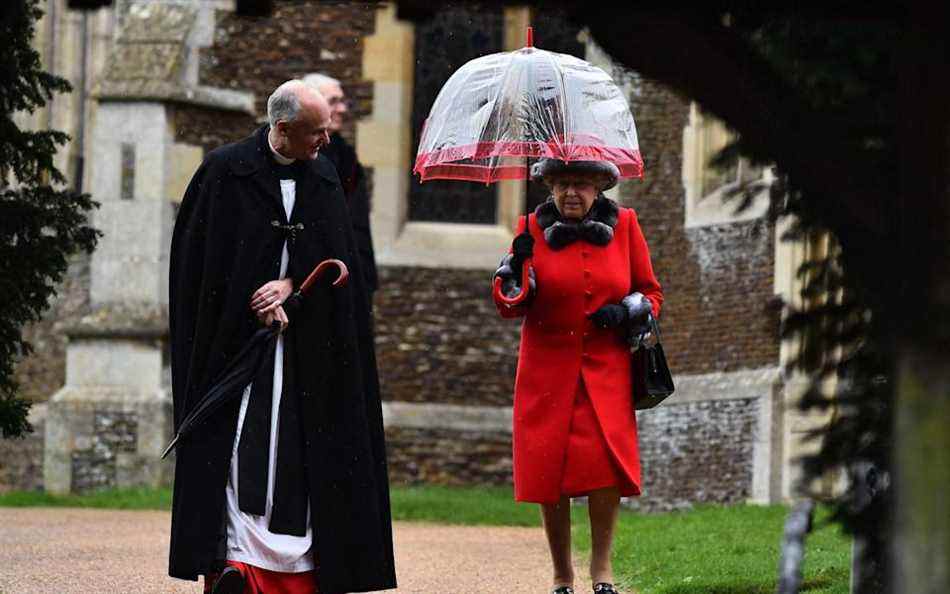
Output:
[{"xmin": 682, "ymin": 103, "xmax": 772, "ymax": 227}]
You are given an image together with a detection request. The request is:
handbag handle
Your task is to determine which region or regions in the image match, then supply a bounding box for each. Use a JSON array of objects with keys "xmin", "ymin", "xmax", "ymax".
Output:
[
  {"xmin": 634, "ymin": 315, "xmax": 662, "ymax": 350},
  {"xmin": 649, "ymin": 316, "xmax": 661, "ymax": 343}
]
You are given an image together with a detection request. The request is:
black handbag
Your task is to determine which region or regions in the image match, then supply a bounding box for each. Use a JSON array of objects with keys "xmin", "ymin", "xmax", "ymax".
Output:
[{"xmin": 631, "ymin": 317, "xmax": 675, "ymax": 410}]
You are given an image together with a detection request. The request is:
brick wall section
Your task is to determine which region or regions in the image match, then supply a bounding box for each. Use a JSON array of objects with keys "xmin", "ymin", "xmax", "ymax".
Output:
[
  {"xmin": 170, "ymin": 104, "xmax": 257, "ymax": 154},
  {"xmin": 618, "ymin": 77, "xmax": 781, "ymax": 374},
  {"xmin": 198, "ymin": 0, "xmax": 377, "ymax": 146},
  {"xmin": 374, "ymin": 267, "xmax": 520, "ymax": 407},
  {"xmin": 385, "ymin": 427, "xmax": 512, "ymax": 486}
]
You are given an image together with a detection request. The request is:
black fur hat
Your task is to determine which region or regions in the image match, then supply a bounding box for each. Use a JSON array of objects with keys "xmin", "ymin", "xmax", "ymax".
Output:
[{"xmin": 530, "ymin": 158, "xmax": 620, "ymax": 190}]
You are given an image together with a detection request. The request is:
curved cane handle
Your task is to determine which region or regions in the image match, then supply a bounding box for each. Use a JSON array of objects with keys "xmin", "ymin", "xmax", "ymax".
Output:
[
  {"xmin": 299, "ymin": 258, "xmax": 349, "ymax": 294},
  {"xmin": 492, "ymin": 257, "xmax": 533, "ymax": 307}
]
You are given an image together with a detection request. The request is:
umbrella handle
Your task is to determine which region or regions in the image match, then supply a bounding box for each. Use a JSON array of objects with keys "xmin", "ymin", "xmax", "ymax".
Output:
[
  {"xmin": 493, "ymin": 257, "xmax": 533, "ymax": 307},
  {"xmin": 298, "ymin": 258, "xmax": 349, "ymax": 294}
]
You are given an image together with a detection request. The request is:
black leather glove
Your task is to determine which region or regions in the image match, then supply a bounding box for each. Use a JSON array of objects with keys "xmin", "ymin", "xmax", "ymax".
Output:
[
  {"xmin": 622, "ymin": 292, "xmax": 654, "ymax": 345},
  {"xmin": 589, "ymin": 304, "xmax": 628, "ymax": 328},
  {"xmin": 590, "ymin": 293, "xmax": 653, "ymax": 330},
  {"xmin": 508, "ymin": 231, "xmax": 534, "ymax": 276}
]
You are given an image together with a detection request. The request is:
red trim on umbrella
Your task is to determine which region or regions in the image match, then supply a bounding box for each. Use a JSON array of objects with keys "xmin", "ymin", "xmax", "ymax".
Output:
[
  {"xmin": 416, "ymin": 163, "xmax": 535, "ymax": 183},
  {"xmin": 414, "ymin": 141, "xmax": 643, "ymax": 183}
]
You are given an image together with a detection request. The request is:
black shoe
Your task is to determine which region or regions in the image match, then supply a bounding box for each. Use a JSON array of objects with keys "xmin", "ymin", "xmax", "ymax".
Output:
[
  {"xmin": 593, "ymin": 584, "xmax": 618, "ymax": 594},
  {"xmin": 211, "ymin": 566, "xmax": 245, "ymax": 594},
  {"xmin": 552, "ymin": 588, "xmax": 574, "ymax": 594}
]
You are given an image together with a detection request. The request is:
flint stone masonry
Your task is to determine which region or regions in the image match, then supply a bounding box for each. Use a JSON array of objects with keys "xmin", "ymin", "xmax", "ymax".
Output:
[
  {"xmin": 381, "ymin": 395, "xmax": 762, "ymax": 507},
  {"xmin": 14, "ymin": 254, "xmax": 90, "ymax": 405},
  {"xmin": 44, "ymin": 388, "xmax": 173, "ymax": 494},
  {"xmin": 380, "ymin": 367, "xmax": 777, "ymax": 507},
  {"xmin": 71, "ymin": 410, "xmax": 139, "ymax": 493},
  {"xmin": 0, "ymin": 405, "xmax": 46, "ymax": 493},
  {"xmin": 633, "ymin": 398, "xmax": 758, "ymax": 511}
]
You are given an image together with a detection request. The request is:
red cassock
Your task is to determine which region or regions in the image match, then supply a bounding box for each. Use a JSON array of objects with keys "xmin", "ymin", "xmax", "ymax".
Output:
[
  {"xmin": 204, "ymin": 562, "xmax": 318, "ymax": 594},
  {"xmin": 495, "ymin": 207, "xmax": 663, "ymax": 504}
]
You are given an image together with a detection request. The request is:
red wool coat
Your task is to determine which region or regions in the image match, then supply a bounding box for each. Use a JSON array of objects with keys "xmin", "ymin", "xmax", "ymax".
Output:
[{"xmin": 495, "ymin": 206, "xmax": 663, "ymax": 504}]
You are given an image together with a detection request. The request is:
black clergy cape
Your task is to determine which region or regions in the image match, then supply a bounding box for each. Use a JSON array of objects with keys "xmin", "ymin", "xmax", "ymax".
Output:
[
  {"xmin": 168, "ymin": 126, "xmax": 396, "ymax": 593},
  {"xmin": 321, "ymin": 132, "xmax": 378, "ymax": 294}
]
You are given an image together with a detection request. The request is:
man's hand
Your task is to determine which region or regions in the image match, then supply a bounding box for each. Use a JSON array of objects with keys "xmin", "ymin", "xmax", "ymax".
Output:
[
  {"xmin": 256, "ymin": 304, "xmax": 290, "ymax": 332},
  {"xmin": 251, "ymin": 278, "xmax": 294, "ymax": 314}
]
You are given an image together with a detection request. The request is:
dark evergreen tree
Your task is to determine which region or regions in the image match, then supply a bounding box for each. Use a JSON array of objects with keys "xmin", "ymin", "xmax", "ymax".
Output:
[
  {"xmin": 0, "ymin": 0, "xmax": 99, "ymax": 438},
  {"xmin": 710, "ymin": 17, "xmax": 899, "ymax": 591}
]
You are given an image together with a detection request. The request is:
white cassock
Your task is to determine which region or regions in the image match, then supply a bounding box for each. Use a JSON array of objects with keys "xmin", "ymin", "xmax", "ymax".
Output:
[{"xmin": 223, "ymin": 145, "xmax": 314, "ymax": 573}]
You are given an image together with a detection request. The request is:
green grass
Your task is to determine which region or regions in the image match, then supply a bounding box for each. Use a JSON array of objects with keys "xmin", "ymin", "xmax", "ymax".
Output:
[
  {"xmin": 571, "ymin": 503, "xmax": 851, "ymax": 594},
  {"xmin": 0, "ymin": 486, "xmax": 172, "ymax": 509},
  {"xmin": 0, "ymin": 485, "xmax": 851, "ymax": 592},
  {"xmin": 389, "ymin": 484, "xmax": 540, "ymax": 526}
]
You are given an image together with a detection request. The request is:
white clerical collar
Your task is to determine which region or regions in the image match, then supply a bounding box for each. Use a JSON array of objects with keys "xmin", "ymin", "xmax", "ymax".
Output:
[{"xmin": 267, "ymin": 131, "xmax": 295, "ymax": 165}]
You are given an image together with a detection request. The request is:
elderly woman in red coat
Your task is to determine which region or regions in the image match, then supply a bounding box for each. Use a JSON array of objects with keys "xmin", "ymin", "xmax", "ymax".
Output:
[{"xmin": 493, "ymin": 158, "xmax": 663, "ymax": 594}]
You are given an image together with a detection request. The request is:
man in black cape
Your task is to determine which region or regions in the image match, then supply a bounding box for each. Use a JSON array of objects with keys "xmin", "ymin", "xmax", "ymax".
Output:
[
  {"xmin": 168, "ymin": 80, "xmax": 395, "ymax": 594},
  {"xmin": 302, "ymin": 73, "xmax": 378, "ymax": 296}
]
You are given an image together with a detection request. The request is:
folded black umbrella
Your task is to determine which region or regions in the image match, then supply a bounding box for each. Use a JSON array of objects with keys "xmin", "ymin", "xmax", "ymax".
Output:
[{"xmin": 161, "ymin": 259, "xmax": 349, "ymax": 459}]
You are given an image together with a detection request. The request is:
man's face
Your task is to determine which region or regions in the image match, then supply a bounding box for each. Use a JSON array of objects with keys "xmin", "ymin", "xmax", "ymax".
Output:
[
  {"xmin": 319, "ymin": 82, "xmax": 348, "ymax": 133},
  {"xmin": 276, "ymin": 98, "xmax": 332, "ymax": 160}
]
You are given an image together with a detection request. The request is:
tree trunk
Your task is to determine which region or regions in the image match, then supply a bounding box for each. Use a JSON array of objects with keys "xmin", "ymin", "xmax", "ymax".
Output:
[
  {"xmin": 894, "ymin": 5, "xmax": 950, "ymax": 592},
  {"xmin": 894, "ymin": 350, "xmax": 950, "ymax": 592}
]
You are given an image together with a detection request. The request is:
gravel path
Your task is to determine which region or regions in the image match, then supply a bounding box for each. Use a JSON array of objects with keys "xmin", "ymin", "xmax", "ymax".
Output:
[{"xmin": 0, "ymin": 508, "xmax": 596, "ymax": 593}]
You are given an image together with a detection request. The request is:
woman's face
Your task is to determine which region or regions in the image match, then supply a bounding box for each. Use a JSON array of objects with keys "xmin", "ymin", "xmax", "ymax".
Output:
[{"xmin": 550, "ymin": 173, "xmax": 599, "ymax": 220}]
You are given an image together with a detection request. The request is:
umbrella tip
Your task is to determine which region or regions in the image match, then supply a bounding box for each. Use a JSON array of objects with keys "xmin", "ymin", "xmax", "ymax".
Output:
[
  {"xmin": 160, "ymin": 434, "xmax": 179, "ymax": 460},
  {"xmin": 526, "ymin": 26, "xmax": 533, "ymax": 47}
]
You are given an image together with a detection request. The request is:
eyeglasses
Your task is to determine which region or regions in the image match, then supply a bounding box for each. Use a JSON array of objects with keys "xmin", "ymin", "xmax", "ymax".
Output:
[{"xmin": 552, "ymin": 179, "xmax": 595, "ymax": 191}]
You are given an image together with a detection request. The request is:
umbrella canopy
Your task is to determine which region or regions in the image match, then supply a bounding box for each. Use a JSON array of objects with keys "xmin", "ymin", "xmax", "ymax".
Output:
[{"xmin": 413, "ymin": 29, "xmax": 643, "ymax": 184}]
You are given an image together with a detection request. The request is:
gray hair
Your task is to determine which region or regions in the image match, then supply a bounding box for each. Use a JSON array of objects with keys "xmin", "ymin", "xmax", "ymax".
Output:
[
  {"xmin": 302, "ymin": 73, "xmax": 340, "ymax": 92},
  {"xmin": 267, "ymin": 80, "xmax": 303, "ymax": 127}
]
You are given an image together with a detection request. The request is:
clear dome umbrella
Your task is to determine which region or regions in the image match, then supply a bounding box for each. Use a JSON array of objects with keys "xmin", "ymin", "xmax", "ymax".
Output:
[{"xmin": 413, "ymin": 28, "xmax": 643, "ymax": 305}]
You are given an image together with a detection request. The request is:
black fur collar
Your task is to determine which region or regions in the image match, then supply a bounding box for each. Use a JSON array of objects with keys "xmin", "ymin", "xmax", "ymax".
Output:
[{"xmin": 535, "ymin": 195, "xmax": 620, "ymax": 250}]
